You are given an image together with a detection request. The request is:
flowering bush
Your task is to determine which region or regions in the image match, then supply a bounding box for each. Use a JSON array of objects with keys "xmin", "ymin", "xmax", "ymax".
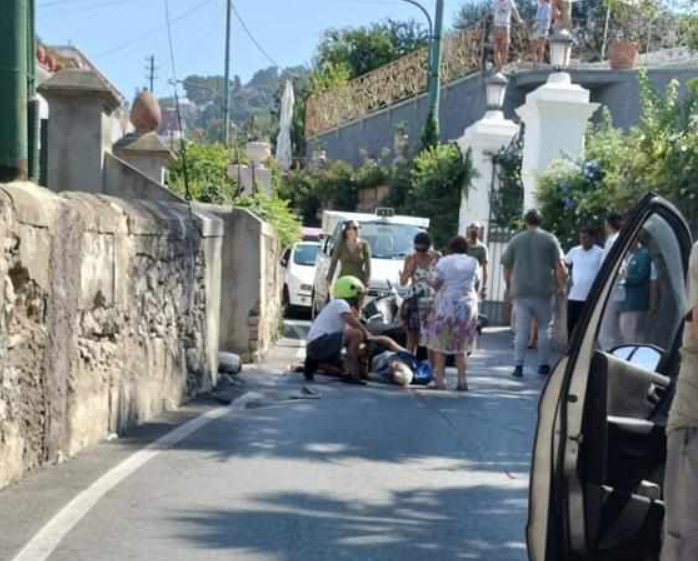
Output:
[{"xmin": 537, "ymin": 158, "xmax": 609, "ymax": 250}]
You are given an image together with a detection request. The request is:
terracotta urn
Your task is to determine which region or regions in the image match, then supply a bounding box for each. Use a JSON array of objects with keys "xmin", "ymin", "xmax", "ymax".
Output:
[
  {"xmin": 608, "ymin": 39, "xmax": 639, "ymax": 70},
  {"xmin": 131, "ymin": 91, "xmax": 162, "ymax": 134}
]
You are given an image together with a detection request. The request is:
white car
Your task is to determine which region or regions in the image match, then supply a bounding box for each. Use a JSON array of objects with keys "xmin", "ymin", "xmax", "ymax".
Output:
[
  {"xmin": 312, "ymin": 210, "xmax": 430, "ymax": 317},
  {"xmin": 281, "ymin": 241, "xmax": 320, "ymax": 312}
]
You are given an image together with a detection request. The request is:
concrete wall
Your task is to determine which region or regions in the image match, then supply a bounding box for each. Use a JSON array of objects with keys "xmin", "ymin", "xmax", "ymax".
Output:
[
  {"xmin": 103, "ymin": 153, "xmax": 183, "ymax": 203},
  {"xmin": 309, "ymin": 65, "xmax": 698, "ymax": 166},
  {"xmin": 198, "ymin": 205, "xmax": 283, "ymax": 363},
  {"xmin": 0, "ymin": 182, "xmax": 223, "ymax": 490}
]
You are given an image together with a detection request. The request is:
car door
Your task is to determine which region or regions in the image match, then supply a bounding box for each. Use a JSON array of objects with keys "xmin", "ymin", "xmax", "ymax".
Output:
[{"xmin": 528, "ymin": 194, "xmax": 693, "ymax": 561}]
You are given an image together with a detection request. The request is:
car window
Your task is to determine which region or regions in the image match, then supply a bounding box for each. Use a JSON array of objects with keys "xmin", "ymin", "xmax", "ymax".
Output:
[
  {"xmin": 293, "ymin": 244, "xmax": 319, "ymax": 266},
  {"xmin": 359, "ymin": 222, "xmax": 425, "ymax": 259},
  {"xmin": 597, "ymin": 213, "xmax": 688, "ymax": 357}
]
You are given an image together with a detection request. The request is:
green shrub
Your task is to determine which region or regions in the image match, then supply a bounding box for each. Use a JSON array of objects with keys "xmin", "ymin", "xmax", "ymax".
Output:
[
  {"xmin": 235, "ymin": 193, "xmax": 302, "ymax": 249},
  {"xmin": 407, "ymin": 143, "xmax": 476, "ymax": 249},
  {"xmin": 169, "ymin": 142, "xmax": 238, "ymax": 204}
]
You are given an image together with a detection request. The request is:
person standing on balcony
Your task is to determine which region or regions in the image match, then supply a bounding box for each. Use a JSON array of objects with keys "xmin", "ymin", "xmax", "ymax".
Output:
[
  {"xmin": 533, "ymin": 0, "xmax": 553, "ymax": 64},
  {"xmin": 492, "ymin": 0, "xmax": 523, "ymax": 70},
  {"xmin": 327, "ymin": 220, "xmax": 372, "ymax": 288}
]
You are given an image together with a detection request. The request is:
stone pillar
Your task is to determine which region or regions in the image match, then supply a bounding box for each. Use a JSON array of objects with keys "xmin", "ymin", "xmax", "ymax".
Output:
[
  {"xmin": 228, "ymin": 141, "xmax": 273, "ymax": 196},
  {"xmin": 38, "ymin": 69, "xmax": 122, "ymax": 193},
  {"xmin": 516, "ymin": 72, "xmax": 599, "ymax": 211},
  {"xmin": 113, "ymin": 91, "xmax": 174, "ymax": 184},
  {"xmin": 457, "ymin": 110, "xmax": 519, "ymax": 240}
]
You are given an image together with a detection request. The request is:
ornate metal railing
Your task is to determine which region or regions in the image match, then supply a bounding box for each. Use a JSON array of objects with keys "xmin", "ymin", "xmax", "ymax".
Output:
[{"xmin": 305, "ymin": 15, "xmax": 691, "ymax": 138}]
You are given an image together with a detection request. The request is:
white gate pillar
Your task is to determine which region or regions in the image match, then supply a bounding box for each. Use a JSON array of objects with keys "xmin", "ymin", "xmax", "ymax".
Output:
[
  {"xmin": 457, "ymin": 110, "xmax": 519, "ymax": 240},
  {"xmin": 516, "ymin": 73, "xmax": 599, "ymax": 212}
]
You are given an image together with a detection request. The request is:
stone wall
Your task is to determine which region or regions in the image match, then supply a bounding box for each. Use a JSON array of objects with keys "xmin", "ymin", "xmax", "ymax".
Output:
[
  {"xmin": 199, "ymin": 206, "xmax": 283, "ymax": 362},
  {"xmin": 0, "ymin": 182, "xmax": 222, "ymax": 490}
]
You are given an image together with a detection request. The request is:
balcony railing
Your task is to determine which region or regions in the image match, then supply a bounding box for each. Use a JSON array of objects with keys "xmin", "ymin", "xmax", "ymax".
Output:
[{"xmin": 305, "ymin": 14, "xmax": 692, "ymax": 138}]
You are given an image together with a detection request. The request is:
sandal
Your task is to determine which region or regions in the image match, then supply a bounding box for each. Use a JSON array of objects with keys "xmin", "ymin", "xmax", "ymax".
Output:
[
  {"xmin": 456, "ymin": 383, "xmax": 469, "ymax": 392},
  {"xmin": 427, "ymin": 381, "xmax": 447, "ymax": 391}
]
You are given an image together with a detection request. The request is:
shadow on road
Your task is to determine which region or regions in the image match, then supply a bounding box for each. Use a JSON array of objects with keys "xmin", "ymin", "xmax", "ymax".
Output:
[{"xmin": 173, "ymin": 484, "xmax": 528, "ymax": 561}]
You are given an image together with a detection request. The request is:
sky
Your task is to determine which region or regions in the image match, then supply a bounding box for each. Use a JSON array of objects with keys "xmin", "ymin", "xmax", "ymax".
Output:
[{"xmin": 37, "ymin": 0, "xmax": 462, "ymax": 101}]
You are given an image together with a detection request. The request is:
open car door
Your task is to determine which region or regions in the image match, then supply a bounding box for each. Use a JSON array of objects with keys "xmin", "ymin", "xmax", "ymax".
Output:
[{"xmin": 528, "ymin": 194, "xmax": 693, "ymax": 561}]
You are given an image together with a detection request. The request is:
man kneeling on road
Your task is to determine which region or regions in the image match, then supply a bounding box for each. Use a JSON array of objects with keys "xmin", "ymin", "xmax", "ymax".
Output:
[{"xmin": 304, "ymin": 276, "xmax": 370, "ymax": 385}]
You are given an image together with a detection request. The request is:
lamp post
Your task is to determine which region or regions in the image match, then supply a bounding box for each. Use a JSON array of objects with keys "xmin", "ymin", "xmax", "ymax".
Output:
[
  {"xmin": 485, "ymin": 72, "xmax": 508, "ymax": 115},
  {"xmin": 548, "ymin": 29, "xmax": 574, "ymax": 81},
  {"xmin": 397, "ymin": 0, "xmax": 444, "ymax": 139}
]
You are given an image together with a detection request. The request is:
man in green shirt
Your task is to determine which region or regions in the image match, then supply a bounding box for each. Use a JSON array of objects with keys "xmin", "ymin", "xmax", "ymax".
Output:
[
  {"xmin": 466, "ymin": 221, "xmax": 489, "ymax": 298},
  {"xmin": 662, "ymin": 241, "xmax": 698, "ymax": 561},
  {"xmin": 502, "ymin": 210, "xmax": 567, "ymax": 378}
]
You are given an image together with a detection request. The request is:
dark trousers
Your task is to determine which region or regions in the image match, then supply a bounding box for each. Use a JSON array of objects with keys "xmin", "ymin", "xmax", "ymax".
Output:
[{"xmin": 567, "ymin": 299, "xmax": 587, "ymax": 339}]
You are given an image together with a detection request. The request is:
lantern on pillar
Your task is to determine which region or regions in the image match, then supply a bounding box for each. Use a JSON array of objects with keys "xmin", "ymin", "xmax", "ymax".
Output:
[
  {"xmin": 485, "ymin": 72, "xmax": 508, "ymax": 113},
  {"xmin": 550, "ymin": 29, "xmax": 574, "ymax": 71}
]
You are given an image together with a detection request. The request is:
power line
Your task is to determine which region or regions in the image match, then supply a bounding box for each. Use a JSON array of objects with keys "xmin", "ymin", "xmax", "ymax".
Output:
[
  {"xmin": 163, "ymin": 0, "xmax": 192, "ymax": 205},
  {"xmin": 230, "ymin": 2, "xmax": 279, "ymax": 67},
  {"xmin": 94, "ymin": 0, "xmax": 217, "ymax": 59}
]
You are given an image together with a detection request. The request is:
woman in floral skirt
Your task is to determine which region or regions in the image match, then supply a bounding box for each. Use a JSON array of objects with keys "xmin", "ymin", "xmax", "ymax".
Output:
[{"xmin": 425, "ymin": 236, "xmax": 480, "ymax": 391}]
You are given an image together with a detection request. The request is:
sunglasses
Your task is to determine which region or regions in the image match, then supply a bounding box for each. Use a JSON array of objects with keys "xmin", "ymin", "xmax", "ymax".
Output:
[
  {"xmin": 346, "ymin": 225, "xmax": 359, "ymax": 231},
  {"xmin": 414, "ymin": 245, "xmax": 429, "ymax": 252}
]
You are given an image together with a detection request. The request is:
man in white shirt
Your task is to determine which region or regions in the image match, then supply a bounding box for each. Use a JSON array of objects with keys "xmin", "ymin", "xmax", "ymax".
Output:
[
  {"xmin": 599, "ymin": 212, "xmax": 624, "ymax": 349},
  {"xmin": 601, "ymin": 211, "xmax": 623, "ymax": 263},
  {"xmin": 565, "ymin": 227, "xmax": 603, "ymax": 338},
  {"xmin": 492, "ymin": 0, "xmax": 522, "ymax": 70},
  {"xmin": 305, "ymin": 276, "xmax": 370, "ymax": 384}
]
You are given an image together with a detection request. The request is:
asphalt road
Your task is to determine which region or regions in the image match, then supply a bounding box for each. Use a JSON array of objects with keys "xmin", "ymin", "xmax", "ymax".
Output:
[{"xmin": 1, "ymin": 322, "xmax": 547, "ymax": 561}]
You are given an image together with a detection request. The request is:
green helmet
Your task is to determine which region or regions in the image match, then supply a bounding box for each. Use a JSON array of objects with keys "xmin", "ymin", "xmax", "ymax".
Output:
[{"xmin": 333, "ymin": 276, "xmax": 366, "ymax": 300}]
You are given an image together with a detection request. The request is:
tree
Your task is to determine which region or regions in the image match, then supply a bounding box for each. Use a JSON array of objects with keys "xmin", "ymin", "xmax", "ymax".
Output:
[
  {"xmin": 315, "ymin": 19, "xmax": 428, "ymax": 80},
  {"xmin": 454, "ymin": 0, "xmax": 490, "ymax": 29}
]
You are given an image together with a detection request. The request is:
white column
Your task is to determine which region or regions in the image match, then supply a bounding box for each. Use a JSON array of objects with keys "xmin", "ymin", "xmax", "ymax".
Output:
[
  {"xmin": 516, "ymin": 72, "xmax": 600, "ymax": 212},
  {"xmin": 457, "ymin": 110, "xmax": 519, "ymax": 240}
]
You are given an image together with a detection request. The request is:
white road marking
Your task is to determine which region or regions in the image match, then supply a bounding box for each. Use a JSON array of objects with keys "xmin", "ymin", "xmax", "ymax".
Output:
[{"xmin": 11, "ymin": 392, "xmax": 259, "ymax": 561}]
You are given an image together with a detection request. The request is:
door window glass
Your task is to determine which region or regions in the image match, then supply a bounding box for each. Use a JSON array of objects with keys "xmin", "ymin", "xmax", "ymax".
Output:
[{"xmin": 597, "ymin": 214, "xmax": 688, "ymax": 357}]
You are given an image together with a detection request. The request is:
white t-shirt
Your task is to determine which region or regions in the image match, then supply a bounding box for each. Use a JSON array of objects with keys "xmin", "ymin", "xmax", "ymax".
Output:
[
  {"xmin": 308, "ymin": 299, "xmax": 351, "ymax": 342},
  {"xmin": 437, "ymin": 254, "xmax": 479, "ymax": 297},
  {"xmin": 601, "ymin": 232, "xmax": 619, "ymax": 263},
  {"xmin": 566, "ymin": 245, "xmax": 604, "ymax": 302},
  {"xmin": 493, "ymin": 0, "xmax": 518, "ymax": 27}
]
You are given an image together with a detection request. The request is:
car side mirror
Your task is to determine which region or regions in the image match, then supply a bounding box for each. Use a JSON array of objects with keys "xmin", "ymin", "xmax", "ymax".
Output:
[{"xmin": 611, "ymin": 345, "xmax": 663, "ymax": 372}]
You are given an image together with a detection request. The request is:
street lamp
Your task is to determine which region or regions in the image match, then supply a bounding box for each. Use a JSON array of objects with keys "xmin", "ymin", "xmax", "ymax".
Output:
[
  {"xmin": 549, "ymin": 29, "xmax": 574, "ymax": 71},
  {"xmin": 397, "ymin": 0, "xmax": 445, "ymax": 139},
  {"xmin": 485, "ymin": 72, "xmax": 508, "ymax": 113}
]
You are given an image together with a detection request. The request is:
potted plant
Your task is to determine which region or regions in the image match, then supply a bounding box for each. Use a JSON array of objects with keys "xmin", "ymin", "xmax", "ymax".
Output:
[{"xmin": 603, "ymin": 0, "xmax": 657, "ymax": 70}]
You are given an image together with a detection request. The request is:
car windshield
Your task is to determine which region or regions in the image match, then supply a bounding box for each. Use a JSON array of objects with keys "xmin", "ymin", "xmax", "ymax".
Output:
[
  {"xmin": 359, "ymin": 222, "xmax": 426, "ymax": 259},
  {"xmin": 293, "ymin": 243, "xmax": 319, "ymax": 266}
]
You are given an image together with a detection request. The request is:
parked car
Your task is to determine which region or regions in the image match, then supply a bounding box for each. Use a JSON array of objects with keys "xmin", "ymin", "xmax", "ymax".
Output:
[
  {"xmin": 528, "ymin": 193, "xmax": 693, "ymax": 561},
  {"xmin": 312, "ymin": 209, "xmax": 430, "ymax": 318},
  {"xmin": 281, "ymin": 241, "xmax": 320, "ymax": 313}
]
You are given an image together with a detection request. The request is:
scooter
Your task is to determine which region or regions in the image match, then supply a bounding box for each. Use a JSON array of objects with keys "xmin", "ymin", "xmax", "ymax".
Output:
[{"xmin": 361, "ymin": 281, "xmax": 406, "ymax": 346}]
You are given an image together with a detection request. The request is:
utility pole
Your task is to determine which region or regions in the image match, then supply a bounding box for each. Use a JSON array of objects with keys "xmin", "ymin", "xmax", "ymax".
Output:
[
  {"xmin": 222, "ymin": 0, "xmax": 232, "ymax": 145},
  {"xmin": 0, "ymin": 0, "xmax": 29, "ymax": 182},
  {"xmin": 27, "ymin": 0, "xmax": 39, "ymax": 182},
  {"xmin": 145, "ymin": 55, "xmax": 157, "ymax": 92},
  {"xmin": 427, "ymin": 0, "xmax": 445, "ymax": 138}
]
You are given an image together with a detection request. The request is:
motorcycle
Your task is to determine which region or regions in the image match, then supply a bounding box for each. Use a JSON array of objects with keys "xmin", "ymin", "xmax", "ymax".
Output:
[{"xmin": 361, "ymin": 282, "xmax": 489, "ymax": 363}]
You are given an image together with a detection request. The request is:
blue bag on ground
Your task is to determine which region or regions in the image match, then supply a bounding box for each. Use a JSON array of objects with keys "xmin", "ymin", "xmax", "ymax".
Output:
[{"xmin": 413, "ymin": 360, "xmax": 433, "ymax": 385}]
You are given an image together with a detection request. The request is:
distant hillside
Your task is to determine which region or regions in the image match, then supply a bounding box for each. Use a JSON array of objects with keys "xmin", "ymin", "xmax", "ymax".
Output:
[{"xmin": 161, "ymin": 65, "xmax": 310, "ymax": 142}]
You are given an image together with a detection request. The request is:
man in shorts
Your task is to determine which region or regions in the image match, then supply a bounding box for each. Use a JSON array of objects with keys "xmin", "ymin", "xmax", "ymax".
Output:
[
  {"xmin": 304, "ymin": 276, "xmax": 370, "ymax": 385},
  {"xmin": 533, "ymin": 0, "xmax": 552, "ymax": 64},
  {"xmin": 492, "ymin": 0, "xmax": 522, "ymax": 70},
  {"xmin": 661, "ymin": 240, "xmax": 698, "ymax": 561}
]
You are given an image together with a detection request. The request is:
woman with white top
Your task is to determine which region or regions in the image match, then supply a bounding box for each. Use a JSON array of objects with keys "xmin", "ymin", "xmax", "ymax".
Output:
[{"xmin": 425, "ymin": 236, "xmax": 480, "ymax": 391}]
